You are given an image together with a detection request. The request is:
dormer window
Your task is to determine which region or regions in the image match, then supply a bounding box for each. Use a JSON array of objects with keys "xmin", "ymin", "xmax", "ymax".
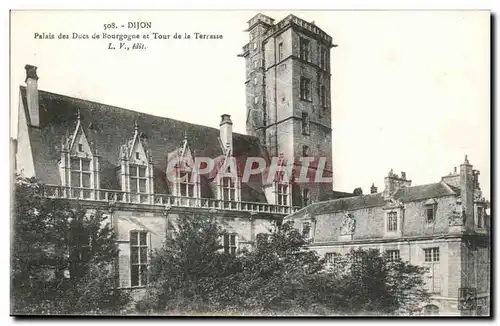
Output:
[
  {"xmin": 426, "ymin": 207, "xmax": 435, "ymax": 224},
  {"xmin": 277, "ymin": 183, "xmax": 289, "ymax": 206},
  {"xmin": 222, "ymin": 177, "xmax": 236, "ymax": 201},
  {"xmin": 424, "ymin": 199, "xmax": 437, "ymax": 225},
  {"xmin": 70, "ymin": 158, "xmax": 91, "ymax": 189},
  {"xmin": 130, "ymin": 165, "xmax": 147, "ymax": 194},
  {"xmin": 119, "ymin": 123, "xmax": 154, "ymax": 203},
  {"xmin": 180, "ymin": 171, "xmax": 195, "ymax": 197}
]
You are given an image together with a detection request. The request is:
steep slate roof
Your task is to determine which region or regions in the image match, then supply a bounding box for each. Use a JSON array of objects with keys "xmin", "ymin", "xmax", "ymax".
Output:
[
  {"xmin": 287, "ymin": 182, "xmax": 458, "ymax": 220},
  {"xmin": 20, "ymin": 86, "xmax": 269, "ymax": 202}
]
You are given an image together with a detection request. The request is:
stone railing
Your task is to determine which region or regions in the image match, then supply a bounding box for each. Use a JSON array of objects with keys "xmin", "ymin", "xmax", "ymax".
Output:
[{"xmin": 42, "ymin": 185, "xmax": 298, "ymax": 215}]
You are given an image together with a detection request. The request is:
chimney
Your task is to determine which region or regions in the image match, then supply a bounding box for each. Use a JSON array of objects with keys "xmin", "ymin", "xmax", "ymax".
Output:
[
  {"xmin": 25, "ymin": 65, "xmax": 40, "ymax": 127},
  {"xmin": 383, "ymin": 169, "xmax": 412, "ymax": 200},
  {"xmin": 220, "ymin": 114, "xmax": 233, "ymax": 155},
  {"xmin": 370, "ymin": 183, "xmax": 378, "ymax": 194},
  {"xmin": 460, "ymin": 155, "xmax": 474, "ymax": 230}
]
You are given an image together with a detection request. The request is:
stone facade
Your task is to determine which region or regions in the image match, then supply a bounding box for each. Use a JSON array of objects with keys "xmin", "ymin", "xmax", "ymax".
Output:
[
  {"xmin": 240, "ymin": 14, "xmax": 335, "ymax": 204},
  {"xmin": 285, "ymin": 159, "xmax": 490, "ymax": 316}
]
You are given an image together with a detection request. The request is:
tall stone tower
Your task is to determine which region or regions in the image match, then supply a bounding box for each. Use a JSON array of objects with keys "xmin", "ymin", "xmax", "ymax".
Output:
[{"xmin": 240, "ymin": 13, "xmax": 335, "ymax": 204}]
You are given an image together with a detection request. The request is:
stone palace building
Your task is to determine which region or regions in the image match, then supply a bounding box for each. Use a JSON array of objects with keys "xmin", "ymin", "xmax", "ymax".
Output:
[{"xmin": 13, "ymin": 13, "xmax": 490, "ymax": 316}]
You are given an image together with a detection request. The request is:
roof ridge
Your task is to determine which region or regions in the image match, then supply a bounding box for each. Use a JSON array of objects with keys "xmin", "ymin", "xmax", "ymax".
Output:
[{"xmin": 20, "ymin": 85, "xmax": 257, "ymax": 141}]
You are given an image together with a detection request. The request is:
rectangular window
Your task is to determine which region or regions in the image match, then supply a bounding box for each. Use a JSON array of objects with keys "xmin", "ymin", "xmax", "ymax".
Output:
[
  {"xmin": 254, "ymin": 96, "xmax": 259, "ymax": 104},
  {"xmin": 300, "ymin": 77, "xmax": 311, "ymax": 101},
  {"xmin": 253, "ymin": 59, "xmax": 258, "ymax": 69},
  {"xmin": 426, "ymin": 207, "xmax": 435, "ymax": 224},
  {"xmin": 221, "ymin": 177, "xmax": 236, "ymax": 201},
  {"xmin": 477, "ymin": 207, "xmax": 484, "ymax": 228},
  {"xmin": 78, "ymin": 144, "xmax": 83, "ymax": 152},
  {"xmin": 179, "ymin": 171, "xmax": 195, "ymax": 197},
  {"xmin": 223, "ymin": 234, "xmax": 237, "ymax": 255},
  {"xmin": 135, "ymin": 152, "xmax": 140, "ymax": 160},
  {"xmin": 130, "ymin": 231, "xmax": 148, "ymax": 287},
  {"xmin": 278, "ymin": 42, "xmax": 284, "ymax": 61},
  {"xmin": 320, "ymin": 84, "xmax": 326, "ymax": 107},
  {"xmin": 302, "ymin": 112, "xmax": 310, "ymax": 135},
  {"xmin": 299, "ymin": 37, "xmax": 310, "ymax": 61},
  {"xmin": 253, "ymin": 77, "xmax": 258, "ymax": 85},
  {"xmin": 424, "ymin": 247, "xmax": 440, "ymax": 262},
  {"xmin": 302, "ymin": 188, "xmax": 310, "ymax": 206},
  {"xmin": 325, "ymin": 252, "xmax": 339, "ymax": 267},
  {"xmin": 424, "ymin": 247, "xmax": 441, "ymax": 293},
  {"xmin": 130, "ymin": 165, "xmax": 147, "ymax": 193},
  {"xmin": 253, "ymin": 42, "xmax": 257, "ymax": 50},
  {"xmin": 386, "ymin": 250, "xmax": 400, "ymax": 262},
  {"xmin": 387, "ymin": 211, "xmax": 398, "ymax": 232},
  {"xmin": 70, "ymin": 158, "xmax": 91, "ymax": 188},
  {"xmin": 277, "ymin": 184, "xmax": 288, "ymax": 206}
]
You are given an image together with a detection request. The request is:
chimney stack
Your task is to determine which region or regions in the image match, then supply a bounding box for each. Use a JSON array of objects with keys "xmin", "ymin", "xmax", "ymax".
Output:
[
  {"xmin": 25, "ymin": 65, "xmax": 40, "ymax": 127},
  {"xmin": 370, "ymin": 183, "xmax": 378, "ymax": 194},
  {"xmin": 460, "ymin": 154, "xmax": 474, "ymax": 230},
  {"xmin": 383, "ymin": 169, "xmax": 412, "ymax": 200},
  {"xmin": 220, "ymin": 114, "xmax": 233, "ymax": 155}
]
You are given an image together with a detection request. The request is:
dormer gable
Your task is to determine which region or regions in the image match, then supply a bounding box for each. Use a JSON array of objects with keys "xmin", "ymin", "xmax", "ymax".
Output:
[{"xmin": 59, "ymin": 109, "xmax": 100, "ymax": 196}]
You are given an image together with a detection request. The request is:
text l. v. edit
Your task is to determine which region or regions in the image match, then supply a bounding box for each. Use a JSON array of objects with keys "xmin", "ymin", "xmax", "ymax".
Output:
[{"xmin": 108, "ymin": 42, "xmax": 145, "ymax": 50}]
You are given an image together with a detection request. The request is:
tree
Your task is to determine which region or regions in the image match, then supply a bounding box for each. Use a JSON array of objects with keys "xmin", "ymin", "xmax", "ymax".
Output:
[
  {"xmin": 144, "ymin": 213, "xmax": 239, "ymax": 313},
  {"xmin": 143, "ymin": 216, "xmax": 430, "ymax": 316},
  {"xmin": 353, "ymin": 187, "xmax": 363, "ymax": 196},
  {"xmin": 11, "ymin": 176, "xmax": 129, "ymax": 314}
]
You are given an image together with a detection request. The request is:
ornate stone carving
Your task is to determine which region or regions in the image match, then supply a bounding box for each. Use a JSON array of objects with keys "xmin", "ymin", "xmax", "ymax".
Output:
[
  {"xmin": 340, "ymin": 212, "xmax": 356, "ymax": 235},
  {"xmin": 448, "ymin": 199, "xmax": 466, "ymax": 226}
]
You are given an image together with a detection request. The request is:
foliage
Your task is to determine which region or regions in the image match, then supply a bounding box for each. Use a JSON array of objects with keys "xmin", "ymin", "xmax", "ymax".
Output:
[
  {"xmin": 353, "ymin": 187, "xmax": 363, "ymax": 196},
  {"xmin": 143, "ymin": 216, "xmax": 430, "ymax": 316},
  {"xmin": 11, "ymin": 176, "xmax": 129, "ymax": 315}
]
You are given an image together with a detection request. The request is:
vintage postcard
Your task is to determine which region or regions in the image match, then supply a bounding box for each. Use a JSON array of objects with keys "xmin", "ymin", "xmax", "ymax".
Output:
[{"xmin": 9, "ymin": 10, "xmax": 491, "ymax": 317}]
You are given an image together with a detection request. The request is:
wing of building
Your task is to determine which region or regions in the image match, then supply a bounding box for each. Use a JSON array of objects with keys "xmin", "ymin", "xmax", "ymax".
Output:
[{"xmin": 285, "ymin": 162, "xmax": 490, "ymax": 316}]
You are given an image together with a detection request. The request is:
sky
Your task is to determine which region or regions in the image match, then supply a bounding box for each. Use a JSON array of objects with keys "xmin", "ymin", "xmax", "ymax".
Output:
[{"xmin": 10, "ymin": 10, "xmax": 491, "ymax": 198}]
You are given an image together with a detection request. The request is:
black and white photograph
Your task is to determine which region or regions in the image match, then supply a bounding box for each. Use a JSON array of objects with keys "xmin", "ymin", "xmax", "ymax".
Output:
[{"xmin": 9, "ymin": 9, "xmax": 491, "ymax": 317}]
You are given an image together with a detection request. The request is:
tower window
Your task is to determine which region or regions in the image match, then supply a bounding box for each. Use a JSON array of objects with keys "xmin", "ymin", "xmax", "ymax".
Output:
[
  {"xmin": 78, "ymin": 144, "xmax": 83, "ymax": 152},
  {"xmin": 302, "ymin": 188, "xmax": 310, "ymax": 206},
  {"xmin": 320, "ymin": 84, "xmax": 326, "ymax": 107},
  {"xmin": 135, "ymin": 152, "xmax": 140, "ymax": 160},
  {"xmin": 253, "ymin": 59, "xmax": 258, "ymax": 69},
  {"xmin": 302, "ymin": 145, "xmax": 309, "ymax": 157},
  {"xmin": 319, "ymin": 47, "xmax": 327, "ymax": 69},
  {"xmin": 254, "ymin": 96, "xmax": 259, "ymax": 104},
  {"xmin": 299, "ymin": 37, "xmax": 310, "ymax": 61},
  {"xmin": 278, "ymin": 42, "xmax": 284, "ymax": 61},
  {"xmin": 253, "ymin": 42, "xmax": 257, "ymax": 50},
  {"xmin": 253, "ymin": 77, "xmax": 258, "ymax": 85},
  {"xmin": 301, "ymin": 112, "xmax": 310, "ymax": 135},
  {"xmin": 300, "ymin": 77, "xmax": 311, "ymax": 101}
]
